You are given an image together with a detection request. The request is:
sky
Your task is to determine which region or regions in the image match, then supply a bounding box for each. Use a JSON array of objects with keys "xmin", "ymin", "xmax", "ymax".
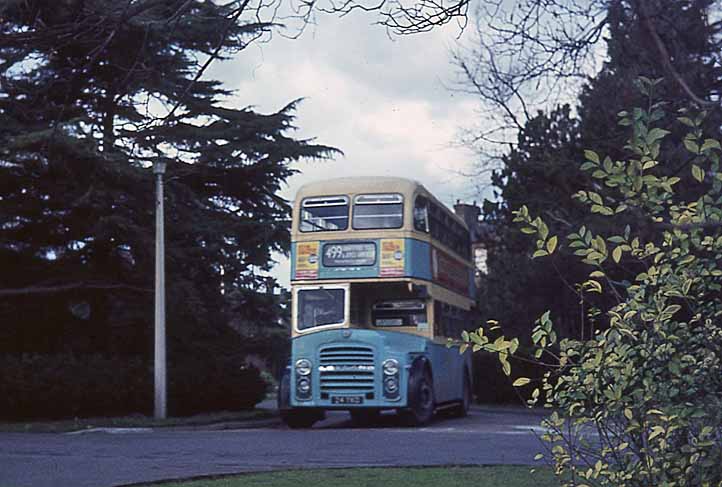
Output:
[{"xmin": 208, "ymin": 12, "xmax": 487, "ymax": 287}]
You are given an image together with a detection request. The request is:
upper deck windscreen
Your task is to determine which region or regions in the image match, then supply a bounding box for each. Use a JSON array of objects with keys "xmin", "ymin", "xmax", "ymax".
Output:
[
  {"xmin": 299, "ymin": 196, "xmax": 349, "ymax": 232},
  {"xmin": 352, "ymin": 193, "xmax": 404, "ymax": 230}
]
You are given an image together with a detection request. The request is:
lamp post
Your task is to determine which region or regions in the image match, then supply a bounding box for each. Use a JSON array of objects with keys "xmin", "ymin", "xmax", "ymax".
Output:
[{"xmin": 153, "ymin": 159, "xmax": 167, "ymax": 419}]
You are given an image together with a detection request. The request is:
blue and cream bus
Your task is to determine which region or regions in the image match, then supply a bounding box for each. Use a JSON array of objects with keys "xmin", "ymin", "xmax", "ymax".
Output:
[{"xmin": 278, "ymin": 177, "xmax": 476, "ymax": 427}]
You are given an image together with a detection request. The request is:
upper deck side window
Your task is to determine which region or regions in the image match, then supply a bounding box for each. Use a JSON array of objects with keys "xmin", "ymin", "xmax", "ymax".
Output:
[
  {"xmin": 428, "ymin": 202, "xmax": 471, "ymax": 259},
  {"xmin": 413, "ymin": 195, "xmax": 429, "ymax": 233},
  {"xmin": 352, "ymin": 193, "xmax": 404, "ymax": 230},
  {"xmin": 299, "ymin": 196, "xmax": 349, "ymax": 232}
]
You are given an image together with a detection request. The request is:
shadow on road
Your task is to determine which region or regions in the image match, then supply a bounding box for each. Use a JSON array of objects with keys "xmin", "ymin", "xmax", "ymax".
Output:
[{"xmin": 279, "ymin": 405, "xmax": 548, "ymax": 431}]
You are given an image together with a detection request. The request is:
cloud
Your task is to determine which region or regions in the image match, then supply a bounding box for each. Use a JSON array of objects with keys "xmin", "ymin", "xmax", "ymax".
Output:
[{"xmin": 208, "ymin": 15, "xmax": 491, "ymax": 286}]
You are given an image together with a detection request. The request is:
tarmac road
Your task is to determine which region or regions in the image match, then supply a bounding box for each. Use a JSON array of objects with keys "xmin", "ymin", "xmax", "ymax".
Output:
[{"xmin": 0, "ymin": 405, "xmax": 549, "ymax": 487}]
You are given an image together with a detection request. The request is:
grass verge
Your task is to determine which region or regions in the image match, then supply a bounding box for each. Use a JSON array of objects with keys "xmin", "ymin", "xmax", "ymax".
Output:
[
  {"xmin": 0, "ymin": 408, "xmax": 276, "ymax": 433},
  {"xmin": 142, "ymin": 466, "xmax": 557, "ymax": 487}
]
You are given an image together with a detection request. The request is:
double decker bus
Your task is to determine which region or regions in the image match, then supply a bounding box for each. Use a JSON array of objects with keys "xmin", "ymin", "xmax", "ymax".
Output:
[{"xmin": 278, "ymin": 177, "xmax": 475, "ymax": 428}]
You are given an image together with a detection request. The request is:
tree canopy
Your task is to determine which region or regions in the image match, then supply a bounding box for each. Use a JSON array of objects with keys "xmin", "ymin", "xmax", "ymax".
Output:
[{"xmin": 0, "ymin": 0, "xmax": 337, "ymax": 417}]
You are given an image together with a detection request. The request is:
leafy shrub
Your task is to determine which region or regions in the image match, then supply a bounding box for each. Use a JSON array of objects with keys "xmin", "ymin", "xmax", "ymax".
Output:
[
  {"xmin": 168, "ymin": 353, "xmax": 268, "ymax": 416},
  {"xmin": 0, "ymin": 354, "xmax": 150, "ymax": 420},
  {"xmin": 463, "ymin": 81, "xmax": 722, "ymax": 486},
  {"xmin": 0, "ymin": 352, "xmax": 268, "ymax": 420}
]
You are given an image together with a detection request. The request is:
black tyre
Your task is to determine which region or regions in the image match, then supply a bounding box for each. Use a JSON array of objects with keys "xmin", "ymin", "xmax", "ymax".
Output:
[
  {"xmin": 449, "ymin": 370, "xmax": 472, "ymax": 418},
  {"xmin": 277, "ymin": 367, "xmax": 291, "ymax": 412},
  {"xmin": 350, "ymin": 409, "xmax": 381, "ymax": 426},
  {"xmin": 401, "ymin": 367, "xmax": 435, "ymax": 426}
]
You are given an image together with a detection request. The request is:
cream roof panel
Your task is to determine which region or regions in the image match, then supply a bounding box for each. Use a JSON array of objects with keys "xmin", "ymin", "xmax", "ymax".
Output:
[
  {"xmin": 296, "ymin": 177, "xmax": 422, "ymax": 199},
  {"xmin": 294, "ymin": 176, "xmax": 468, "ymax": 229}
]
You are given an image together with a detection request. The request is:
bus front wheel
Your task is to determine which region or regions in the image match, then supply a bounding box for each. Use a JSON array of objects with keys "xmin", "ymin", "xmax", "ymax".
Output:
[
  {"xmin": 401, "ymin": 367, "xmax": 435, "ymax": 426},
  {"xmin": 278, "ymin": 368, "xmax": 323, "ymax": 428}
]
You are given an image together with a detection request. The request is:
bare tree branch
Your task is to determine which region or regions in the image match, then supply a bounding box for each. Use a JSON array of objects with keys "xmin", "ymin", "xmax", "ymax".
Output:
[
  {"xmin": 634, "ymin": 0, "xmax": 716, "ymax": 108},
  {"xmin": 449, "ymin": 0, "xmax": 609, "ymax": 186},
  {"xmin": 162, "ymin": 0, "xmax": 255, "ymax": 122}
]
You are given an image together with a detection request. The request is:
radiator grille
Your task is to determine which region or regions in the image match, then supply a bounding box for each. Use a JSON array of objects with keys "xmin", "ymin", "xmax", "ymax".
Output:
[{"xmin": 319, "ymin": 345, "xmax": 375, "ymax": 392}]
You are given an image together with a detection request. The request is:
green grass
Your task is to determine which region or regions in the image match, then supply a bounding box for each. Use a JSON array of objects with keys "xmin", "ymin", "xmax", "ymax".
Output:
[
  {"xmin": 147, "ymin": 466, "xmax": 558, "ymax": 487},
  {"xmin": 0, "ymin": 408, "xmax": 276, "ymax": 433}
]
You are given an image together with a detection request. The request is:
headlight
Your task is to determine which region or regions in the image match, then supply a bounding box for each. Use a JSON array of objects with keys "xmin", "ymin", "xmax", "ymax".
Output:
[
  {"xmin": 295, "ymin": 359, "xmax": 312, "ymax": 376},
  {"xmin": 384, "ymin": 377, "xmax": 399, "ymax": 393},
  {"xmin": 382, "ymin": 359, "xmax": 399, "ymax": 376},
  {"xmin": 297, "ymin": 377, "xmax": 311, "ymax": 393}
]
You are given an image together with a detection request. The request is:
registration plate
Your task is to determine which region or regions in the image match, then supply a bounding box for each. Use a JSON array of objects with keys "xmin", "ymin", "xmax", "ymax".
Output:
[{"xmin": 331, "ymin": 395, "xmax": 364, "ymax": 405}]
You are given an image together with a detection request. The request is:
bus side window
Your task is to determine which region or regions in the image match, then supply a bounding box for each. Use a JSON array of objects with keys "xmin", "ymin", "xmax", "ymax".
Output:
[
  {"xmin": 461, "ymin": 225, "xmax": 471, "ymax": 259},
  {"xmin": 433, "ymin": 301, "xmax": 472, "ymax": 339},
  {"xmin": 445, "ymin": 303, "xmax": 454, "ymax": 338},
  {"xmin": 429, "ymin": 203, "xmax": 441, "ymax": 241},
  {"xmin": 440, "ymin": 302, "xmax": 454, "ymax": 338},
  {"xmin": 447, "ymin": 303, "xmax": 457, "ymax": 338},
  {"xmin": 433, "ymin": 301, "xmax": 443, "ymax": 337},
  {"xmin": 414, "ymin": 196, "xmax": 429, "ymax": 233},
  {"xmin": 455, "ymin": 306, "xmax": 465, "ymax": 338}
]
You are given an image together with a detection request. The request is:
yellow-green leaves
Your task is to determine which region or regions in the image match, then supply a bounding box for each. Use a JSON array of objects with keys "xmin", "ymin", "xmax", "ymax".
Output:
[
  {"xmin": 588, "ymin": 191, "xmax": 603, "ymax": 205},
  {"xmin": 546, "ymin": 235, "xmax": 558, "ymax": 254},
  {"xmin": 512, "ymin": 206, "xmax": 558, "ymax": 258},
  {"xmin": 646, "ymin": 127, "xmax": 670, "ymax": 145},
  {"xmin": 700, "ymin": 138, "xmax": 721, "ymax": 152},
  {"xmin": 499, "ymin": 352, "xmax": 511, "ymax": 376},
  {"xmin": 682, "ymin": 279, "xmax": 693, "ymax": 295},
  {"xmin": 512, "ymin": 377, "xmax": 531, "ymax": 387},
  {"xmin": 642, "ymin": 159, "xmax": 658, "ymax": 170},
  {"xmin": 459, "ymin": 324, "xmax": 519, "ymax": 378},
  {"xmin": 569, "ymin": 228, "xmax": 610, "ymax": 266},
  {"xmin": 584, "ymin": 149, "xmax": 600, "ymax": 164},
  {"xmin": 649, "ymin": 426, "xmax": 666, "ymax": 440},
  {"xmin": 537, "ymin": 220, "xmax": 549, "ymax": 240},
  {"xmin": 582, "ymin": 279, "xmax": 603, "ymax": 293},
  {"xmin": 684, "ymin": 138, "xmax": 700, "ymax": 154},
  {"xmin": 532, "ymin": 249, "xmax": 548, "ymax": 259},
  {"xmin": 692, "ymin": 164, "xmax": 705, "ymax": 182},
  {"xmin": 575, "ymin": 190, "xmax": 616, "ymax": 215},
  {"xmin": 531, "ymin": 310, "xmax": 557, "ymax": 359}
]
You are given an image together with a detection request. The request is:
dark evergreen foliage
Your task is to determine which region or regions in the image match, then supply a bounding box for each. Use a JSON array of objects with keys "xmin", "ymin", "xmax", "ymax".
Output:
[
  {"xmin": 0, "ymin": 0, "xmax": 336, "ymax": 418},
  {"xmin": 579, "ymin": 0, "xmax": 722, "ymax": 160},
  {"xmin": 480, "ymin": 106, "xmax": 589, "ymax": 340}
]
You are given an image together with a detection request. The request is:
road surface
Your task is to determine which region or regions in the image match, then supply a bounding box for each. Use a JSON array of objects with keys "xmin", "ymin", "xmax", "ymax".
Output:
[{"xmin": 0, "ymin": 406, "xmax": 548, "ymax": 487}]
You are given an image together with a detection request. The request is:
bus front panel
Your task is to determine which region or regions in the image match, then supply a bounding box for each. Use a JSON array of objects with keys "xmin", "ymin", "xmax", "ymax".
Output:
[{"xmin": 289, "ymin": 328, "xmax": 429, "ymax": 409}]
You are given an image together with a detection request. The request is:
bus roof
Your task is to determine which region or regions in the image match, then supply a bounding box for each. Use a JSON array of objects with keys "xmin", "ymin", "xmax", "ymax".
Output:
[{"xmin": 295, "ymin": 176, "xmax": 468, "ymax": 229}]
